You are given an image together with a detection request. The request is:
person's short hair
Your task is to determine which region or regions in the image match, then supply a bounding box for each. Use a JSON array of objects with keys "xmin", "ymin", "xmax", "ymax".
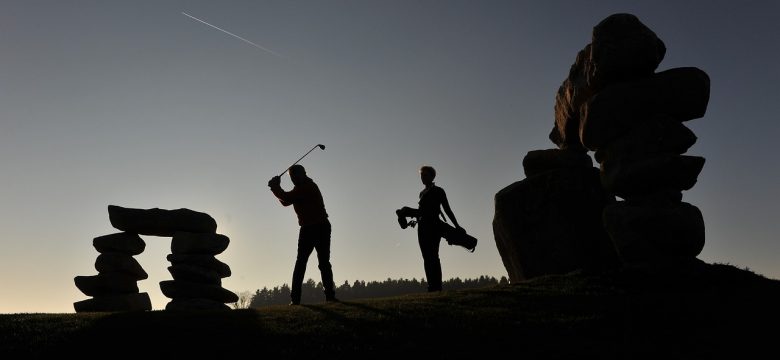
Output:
[
  {"xmin": 289, "ymin": 164, "xmax": 306, "ymax": 177},
  {"xmin": 419, "ymin": 165, "xmax": 436, "ymax": 178}
]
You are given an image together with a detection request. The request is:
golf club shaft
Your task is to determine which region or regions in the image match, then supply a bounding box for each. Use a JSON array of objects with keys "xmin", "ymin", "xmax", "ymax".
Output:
[{"xmin": 279, "ymin": 145, "xmax": 321, "ymax": 177}]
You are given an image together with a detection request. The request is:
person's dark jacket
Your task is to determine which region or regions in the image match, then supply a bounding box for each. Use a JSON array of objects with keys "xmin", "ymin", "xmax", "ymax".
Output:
[{"xmin": 270, "ymin": 177, "xmax": 329, "ymax": 226}]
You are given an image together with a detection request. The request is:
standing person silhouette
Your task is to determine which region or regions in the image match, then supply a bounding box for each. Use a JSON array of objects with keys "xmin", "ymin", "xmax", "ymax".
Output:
[
  {"xmin": 268, "ymin": 164, "xmax": 337, "ymax": 305},
  {"xmin": 398, "ymin": 166, "xmax": 461, "ymax": 292}
]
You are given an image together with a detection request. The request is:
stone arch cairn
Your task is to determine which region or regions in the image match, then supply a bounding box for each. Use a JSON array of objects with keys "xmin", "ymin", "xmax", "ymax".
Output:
[{"xmin": 74, "ymin": 205, "xmax": 237, "ymax": 312}]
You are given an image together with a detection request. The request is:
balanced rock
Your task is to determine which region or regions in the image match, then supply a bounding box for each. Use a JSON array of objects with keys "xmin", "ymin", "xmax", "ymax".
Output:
[
  {"xmin": 588, "ymin": 13, "xmax": 666, "ymax": 88},
  {"xmin": 580, "ymin": 67, "xmax": 710, "ymax": 151},
  {"xmin": 551, "ymin": 13, "xmax": 666, "ymax": 151},
  {"xmin": 171, "ymin": 232, "xmax": 230, "ymax": 255},
  {"xmin": 165, "ymin": 298, "xmax": 231, "ymax": 311},
  {"xmin": 95, "ymin": 253, "xmax": 148, "ymax": 280},
  {"xmin": 74, "ymin": 292, "xmax": 151, "ymax": 312},
  {"xmin": 160, "ymin": 280, "xmax": 238, "ymax": 303},
  {"xmin": 93, "ymin": 232, "xmax": 145, "ymax": 255},
  {"xmin": 108, "ymin": 205, "xmax": 217, "ymax": 237},
  {"xmin": 167, "ymin": 254, "xmax": 231, "ymax": 277},
  {"xmin": 168, "ymin": 264, "xmax": 222, "ymax": 285},
  {"xmin": 74, "ymin": 272, "xmax": 139, "ymax": 296},
  {"xmin": 603, "ymin": 201, "xmax": 705, "ymax": 263},
  {"xmin": 593, "ymin": 118, "xmax": 698, "ymax": 164}
]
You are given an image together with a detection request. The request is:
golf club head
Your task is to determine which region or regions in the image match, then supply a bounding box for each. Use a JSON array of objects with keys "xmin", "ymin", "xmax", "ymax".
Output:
[{"xmin": 317, "ymin": 144, "xmax": 325, "ymax": 150}]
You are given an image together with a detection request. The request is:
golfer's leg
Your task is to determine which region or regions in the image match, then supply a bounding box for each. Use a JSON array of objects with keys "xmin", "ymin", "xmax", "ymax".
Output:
[
  {"xmin": 291, "ymin": 226, "xmax": 315, "ymax": 303},
  {"xmin": 314, "ymin": 222, "xmax": 335, "ymax": 298}
]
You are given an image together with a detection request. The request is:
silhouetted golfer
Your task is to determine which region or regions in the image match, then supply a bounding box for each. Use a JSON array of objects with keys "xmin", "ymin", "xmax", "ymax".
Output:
[
  {"xmin": 268, "ymin": 164, "xmax": 337, "ymax": 305},
  {"xmin": 397, "ymin": 166, "xmax": 461, "ymax": 292}
]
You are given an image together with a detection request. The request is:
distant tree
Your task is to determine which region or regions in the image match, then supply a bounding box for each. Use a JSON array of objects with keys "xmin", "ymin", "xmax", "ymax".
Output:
[{"xmin": 231, "ymin": 291, "xmax": 254, "ymax": 309}]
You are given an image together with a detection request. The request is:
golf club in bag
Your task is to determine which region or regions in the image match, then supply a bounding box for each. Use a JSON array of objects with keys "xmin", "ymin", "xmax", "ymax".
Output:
[{"xmin": 279, "ymin": 144, "xmax": 325, "ymax": 177}]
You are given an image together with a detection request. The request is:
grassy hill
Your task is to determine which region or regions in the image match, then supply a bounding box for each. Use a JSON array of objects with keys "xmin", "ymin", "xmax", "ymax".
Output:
[{"xmin": 2, "ymin": 261, "xmax": 778, "ymax": 358}]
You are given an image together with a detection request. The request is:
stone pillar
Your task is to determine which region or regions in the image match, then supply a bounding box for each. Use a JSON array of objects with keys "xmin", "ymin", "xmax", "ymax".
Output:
[
  {"xmin": 162, "ymin": 232, "xmax": 237, "ymax": 310},
  {"xmin": 493, "ymin": 13, "xmax": 711, "ymax": 280},
  {"xmin": 74, "ymin": 232, "xmax": 151, "ymax": 312},
  {"xmin": 559, "ymin": 13, "xmax": 710, "ymax": 268}
]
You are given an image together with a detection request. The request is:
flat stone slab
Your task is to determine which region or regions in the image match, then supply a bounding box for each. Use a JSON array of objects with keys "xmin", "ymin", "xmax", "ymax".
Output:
[
  {"xmin": 95, "ymin": 253, "xmax": 148, "ymax": 280},
  {"xmin": 159, "ymin": 280, "xmax": 238, "ymax": 303},
  {"xmin": 168, "ymin": 264, "xmax": 222, "ymax": 285},
  {"xmin": 167, "ymin": 254, "xmax": 231, "ymax": 277},
  {"xmin": 165, "ymin": 298, "xmax": 231, "ymax": 311},
  {"xmin": 108, "ymin": 205, "xmax": 217, "ymax": 237},
  {"xmin": 74, "ymin": 292, "xmax": 151, "ymax": 312},
  {"xmin": 93, "ymin": 232, "xmax": 145, "ymax": 255},
  {"xmin": 74, "ymin": 273, "xmax": 139, "ymax": 296},
  {"xmin": 171, "ymin": 232, "xmax": 229, "ymax": 255}
]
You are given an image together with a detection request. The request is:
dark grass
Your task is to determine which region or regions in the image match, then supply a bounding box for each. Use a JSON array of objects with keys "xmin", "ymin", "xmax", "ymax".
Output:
[{"xmin": 2, "ymin": 262, "xmax": 779, "ymax": 358}]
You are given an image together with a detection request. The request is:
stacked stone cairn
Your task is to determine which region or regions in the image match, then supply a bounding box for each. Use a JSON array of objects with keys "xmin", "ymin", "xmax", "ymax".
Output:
[
  {"xmin": 494, "ymin": 13, "xmax": 710, "ymax": 281},
  {"xmin": 163, "ymin": 232, "xmax": 236, "ymax": 311},
  {"xmin": 74, "ymin": 231, "xmax": 151, "ymax": 312},
  {"xmin": 104, "ymin": 205, "xmax": 238, "ymax": 311}
]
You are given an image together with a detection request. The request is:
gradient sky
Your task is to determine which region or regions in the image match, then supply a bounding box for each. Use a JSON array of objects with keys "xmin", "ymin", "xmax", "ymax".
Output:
[{"xmin": 1, "ymin": 0, "xmax": 778, "ymax": 313}]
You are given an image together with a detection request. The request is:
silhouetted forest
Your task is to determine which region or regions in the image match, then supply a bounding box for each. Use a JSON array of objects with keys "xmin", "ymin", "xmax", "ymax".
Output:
[{"xmin": 249, "ymin": 275, "xmax": 507, "ymax": 307}]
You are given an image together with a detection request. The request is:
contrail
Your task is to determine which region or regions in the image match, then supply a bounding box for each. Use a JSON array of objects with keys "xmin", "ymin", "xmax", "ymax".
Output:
[{"xmin": 181, "ymin": 12, "xmax": 285, "ymax": 58}]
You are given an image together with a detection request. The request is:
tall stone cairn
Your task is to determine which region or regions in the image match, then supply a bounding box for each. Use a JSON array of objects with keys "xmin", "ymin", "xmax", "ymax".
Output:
[
  {"xmin": 74, "ymin": 232, "xmax": 151, "ymax": 312},
  {"xmin": 105, "ymin": 205, "xmax": 237, "ymax": 311},
  {"xmin": 552, "ymin": 14, "xmax": 710, "ymax": 267},
  {"xmin": 494, "ymin": 13, "xmax": 710, "ymax": 282}
]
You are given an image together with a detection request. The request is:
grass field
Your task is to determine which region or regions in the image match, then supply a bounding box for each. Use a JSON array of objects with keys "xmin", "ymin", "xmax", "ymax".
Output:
[{"xmin": 2, "ymin": 261, "xmax": 778, "ymax": 358}]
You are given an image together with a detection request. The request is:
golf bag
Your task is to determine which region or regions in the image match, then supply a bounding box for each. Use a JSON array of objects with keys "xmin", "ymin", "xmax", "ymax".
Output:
[
  {"xmin": 396, "ymin": 207, "xmax": 477, "ymax": 253},
  {"xmin": 437, "ymin": 221, "xmax": 478, "ymax": 253}
]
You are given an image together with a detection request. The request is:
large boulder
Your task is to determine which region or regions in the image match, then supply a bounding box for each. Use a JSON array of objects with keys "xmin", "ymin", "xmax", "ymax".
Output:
[
  {"xmin": 600, "ymin": 154, "xmax": 705, "ymax": 199},
  {"xmin": 108, "ymin": 205, "xmax": 217, "ymax": 237},
  {"xmin": 588, "ymin": 13, "xmax": 666, "ymax": 89},
  {"xmin": 551, "ymin": 13, "xmax": 666, "ymax": 150},
  {"xmin": 580, "ymin": 67, "xmax": 710, "ymax": 151},
  {"xmin": 494, "ymin": 152, "xmax": 618, "ymax": 282},
  {"xmin": 603, "ymin": 201, "xmax": 705, "ymax": 263}
]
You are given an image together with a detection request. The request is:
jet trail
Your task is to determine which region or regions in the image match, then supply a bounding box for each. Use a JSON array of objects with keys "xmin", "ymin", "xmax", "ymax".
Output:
[{"xmin": 181, "ymin": 12, "xmax": 285, "ymax": 58}]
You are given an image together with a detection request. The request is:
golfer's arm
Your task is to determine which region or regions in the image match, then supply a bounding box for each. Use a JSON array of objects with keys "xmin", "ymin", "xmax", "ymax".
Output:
[
  {"xmin": 441, "ymin": 196, "xmax": 460, "ymax": 228},
  {"xmin": 399, "ymin": 206, "xmax": 420, "ymax": 218},
  {"xmin": 270, "ymin": 186, "xmax": 299, "ymax": 206}
]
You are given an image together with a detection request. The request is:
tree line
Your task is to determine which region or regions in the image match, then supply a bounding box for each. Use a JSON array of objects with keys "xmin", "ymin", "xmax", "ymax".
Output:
[{"xmin": 248, "ymin": 275, "xmax": 508, "ymax": 307}]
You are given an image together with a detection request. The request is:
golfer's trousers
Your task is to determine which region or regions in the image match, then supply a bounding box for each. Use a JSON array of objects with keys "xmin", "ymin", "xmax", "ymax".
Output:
[{"xmin": 291, "ymin": 221, "xmax": 335, "ymax": 302}]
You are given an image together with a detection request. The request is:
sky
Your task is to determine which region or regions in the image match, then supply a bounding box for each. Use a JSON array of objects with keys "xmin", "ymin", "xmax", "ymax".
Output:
[{"xmin": 1, "ymin": 0, "xmax": 778, "ymax": 313}]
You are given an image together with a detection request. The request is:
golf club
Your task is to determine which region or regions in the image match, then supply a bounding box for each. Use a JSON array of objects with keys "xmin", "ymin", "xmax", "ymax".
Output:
[{"xmin": 279, "ymin": 144, "xmax": 325, "ymax": 177}]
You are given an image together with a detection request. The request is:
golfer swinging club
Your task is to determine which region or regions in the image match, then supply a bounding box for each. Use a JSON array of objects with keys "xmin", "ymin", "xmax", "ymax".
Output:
[{"xmin": 268, "ymin": 163, "xmax": 337, "ymax": 305}]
